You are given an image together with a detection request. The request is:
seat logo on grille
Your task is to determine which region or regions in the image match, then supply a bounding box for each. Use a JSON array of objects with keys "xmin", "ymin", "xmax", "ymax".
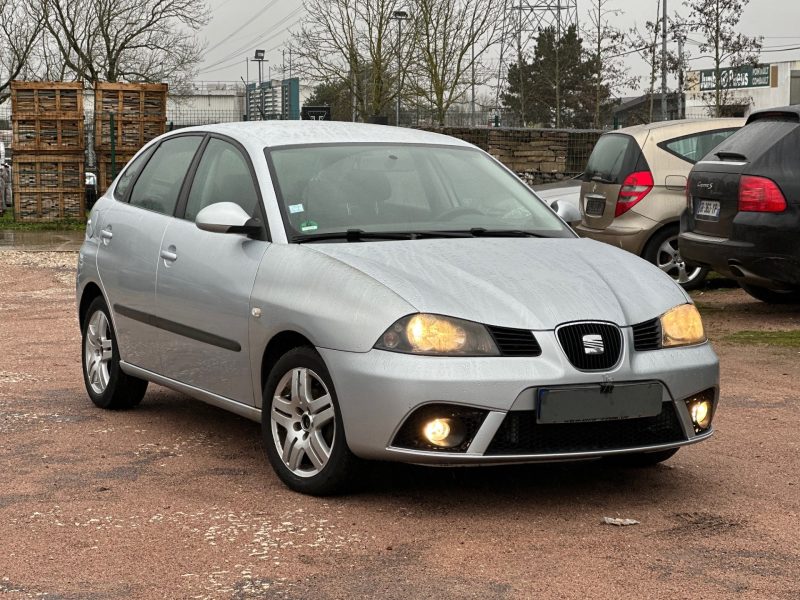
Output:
[{"xmin": 582, "ymin": 334, "xmax": 605, "ymax": 355}]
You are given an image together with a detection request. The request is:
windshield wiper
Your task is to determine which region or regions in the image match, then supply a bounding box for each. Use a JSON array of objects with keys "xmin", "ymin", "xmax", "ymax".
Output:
[
  {"xmin": 292, "ymin": 229, "xmax": 414, "ymax": 243},
  {"xmin": 714, "ymin": 150, "xmax": 747, "ymax": 161},
  {"xmin": 591, "ymin": 174, "xmax": 614, "ymax": 184},
  {"xmin": 291, "ymin": 229, "xmax": 474, "ymax": 243},
  {"xmin": 467, "ymin": 228, "xmax": 547, "ymax": 238}
]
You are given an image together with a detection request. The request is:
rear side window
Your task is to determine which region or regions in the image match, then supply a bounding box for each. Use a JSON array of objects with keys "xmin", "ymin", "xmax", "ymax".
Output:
[
  {"xmin": 113, "ymin": 147, "xmax": 154, "ymax": 201},
  {"xmin": 128, "ymin": 136, "xmax": 202, "ymax": 216},
  {"xmin": 703, "ymin": 120, "xmax": 799, "ymax": 162},
  {"xmin": 661, "ymin": 129, "xmax": 738, "ymax": 164},
  {"xmin": 583, "ymin": 134, "xmax": 647, "ymax": 184}
]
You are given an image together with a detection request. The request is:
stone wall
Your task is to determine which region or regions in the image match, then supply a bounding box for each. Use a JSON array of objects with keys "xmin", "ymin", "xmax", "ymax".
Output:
[{"xmin": 418, "ymin": 126, "xmax": 603, "ymax": 185}]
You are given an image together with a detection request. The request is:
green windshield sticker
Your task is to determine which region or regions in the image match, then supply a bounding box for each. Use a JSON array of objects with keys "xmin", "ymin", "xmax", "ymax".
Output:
[{"xmin": 300, "ymin": 220, "xmax": 318, "ymax": 232}]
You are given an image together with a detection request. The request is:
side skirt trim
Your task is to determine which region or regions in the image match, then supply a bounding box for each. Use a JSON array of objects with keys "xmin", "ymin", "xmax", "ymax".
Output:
[{"xmin": 120, "ymin": 361, "xmax": 262, "ymax": 423}]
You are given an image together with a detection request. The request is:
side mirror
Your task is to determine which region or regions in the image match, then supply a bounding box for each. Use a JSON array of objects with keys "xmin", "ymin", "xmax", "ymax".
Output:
[
  {"xmin": 195, "ymin": 202, "xmax": 262, "ymax": 236},
  {"xmin": 552, "ymin": 199, "xmax": 582, "ymax": 224},
  {"xmin": 665, "ymin": 175, "xmax": 688, "ymax": 192}
]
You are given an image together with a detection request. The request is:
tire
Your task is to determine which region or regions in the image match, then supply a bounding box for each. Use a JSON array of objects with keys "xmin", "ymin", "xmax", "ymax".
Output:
[
  {"xmin": 604, "ymin": 448, "xmax": 678, "ymax": 467},
  {"xmin": 740, "ymin": 283, "xmax": 800, "ymax": 304},
  {"xmin": 644, "ymin": 227, "xmax": 709, "ymax": 291},
  {"xmin": 262, "ymin": 346, "xmax": 359, "ymax": 495},
  {"xmin": 81, "ymin": 296, "xmax": 148, "ymax": 409}
]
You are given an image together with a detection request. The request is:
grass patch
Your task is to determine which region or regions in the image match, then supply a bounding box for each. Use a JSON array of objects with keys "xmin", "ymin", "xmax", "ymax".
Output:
[
  {"xmin": 0, "ymin": 211, "xmax": 85, "ymax": 231},
  {"xmin": 724, "ymin": 330, "xmax": 800, "ymax": 348}
]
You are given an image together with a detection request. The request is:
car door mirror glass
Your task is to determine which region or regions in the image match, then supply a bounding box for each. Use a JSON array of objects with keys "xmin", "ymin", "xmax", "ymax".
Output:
[
  {"xmin": 195, "ymin": 202, "xmax": 262, "ymax": 236},
  {"xmin": 665, "ymin": 175, "xmax": 687, "ymax": 192}
]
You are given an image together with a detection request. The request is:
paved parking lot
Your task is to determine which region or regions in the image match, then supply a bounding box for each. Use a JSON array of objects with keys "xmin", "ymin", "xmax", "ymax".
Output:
[{"xmin": 1, "ymin": 250, "xmax": 798, "ymax": 599}]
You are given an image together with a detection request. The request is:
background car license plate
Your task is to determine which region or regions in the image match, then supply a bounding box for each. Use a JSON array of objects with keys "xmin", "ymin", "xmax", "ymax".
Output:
[
  {"xmin": 695, "ymin": 200, "xmax": 720, "ymax": 220},
  {"xmin": 585, "ymin": 196, "xmax": 605, "ymax": 216},
  {"xmin": 536, "ymin": 382, "xmax": 663, "ymax": 424}
]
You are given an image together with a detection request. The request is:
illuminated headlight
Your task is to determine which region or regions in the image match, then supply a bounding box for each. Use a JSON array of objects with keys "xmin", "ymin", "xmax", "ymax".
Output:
[
  {"xmin": 660, "ymin": 304, "xmax": 706, "ymax": 348},
  {"xmin": 422, "ymin": 418, "xmax": 466, "ymax": 448},
  {"xmin": 375, "ymin": 314, "xmax": 499, "ymax": 356}
]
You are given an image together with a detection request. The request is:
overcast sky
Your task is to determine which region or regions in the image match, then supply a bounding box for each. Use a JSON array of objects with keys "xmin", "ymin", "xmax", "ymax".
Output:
[{"xmin": 197, "ymin": 0, "xmax": 800, "ymax": 96}]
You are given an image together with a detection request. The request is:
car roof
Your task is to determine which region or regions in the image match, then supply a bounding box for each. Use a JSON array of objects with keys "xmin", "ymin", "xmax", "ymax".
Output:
[
  {"xmin": 172, "ymin": 121, "xmax": 475, "ymax": 149},
  {"xmin": 610, "ymin": 118, "xmax": 745, "ymax": 143},
  {"xmin": 746, "ymin": 105, "xmax": 800, "ymax": 124}
]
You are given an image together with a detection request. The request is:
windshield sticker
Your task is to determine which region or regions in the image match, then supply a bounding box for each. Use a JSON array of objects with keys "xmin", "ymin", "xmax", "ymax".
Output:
[
  {"xmin": 288, "ymin": 203, "xmax": 305, "ymax": 214},
  {"xmin": 300, "ymin": 220, "xmax": 318, "ymax": 232}
]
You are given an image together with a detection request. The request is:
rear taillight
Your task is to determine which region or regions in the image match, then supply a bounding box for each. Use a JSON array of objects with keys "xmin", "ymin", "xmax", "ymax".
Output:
[
  {"xmin": 738, "ymin": 175, "xmax": 787, "ymax": 212},
  {"xmin": 616, "ymin": 171, "xmax": 654, "ymax": 217}
]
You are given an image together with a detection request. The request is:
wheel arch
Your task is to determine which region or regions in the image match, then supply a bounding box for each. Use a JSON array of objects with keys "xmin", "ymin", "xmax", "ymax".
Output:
[
  {"xmin": 79, "ymin": 281, "xmax": 105, "ymax": 330},
  {"xmin": 260, "ymin": 330, "xmax": 315, "ymax": 391},
  {"xmin": 641, "ymin": 220, "xmax": 680, "ymax": 258}
]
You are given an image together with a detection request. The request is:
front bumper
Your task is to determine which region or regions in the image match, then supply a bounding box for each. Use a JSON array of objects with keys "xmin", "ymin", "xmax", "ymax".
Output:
[{"xmin": 319, "ymin": 329, "xmax": 719, "ymax": 464}]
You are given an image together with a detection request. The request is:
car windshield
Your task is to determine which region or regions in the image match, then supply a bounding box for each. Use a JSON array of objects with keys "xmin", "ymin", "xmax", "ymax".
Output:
[{"xmin": 266, "ymin": 144, "xmax": 573, "ymax": 241}]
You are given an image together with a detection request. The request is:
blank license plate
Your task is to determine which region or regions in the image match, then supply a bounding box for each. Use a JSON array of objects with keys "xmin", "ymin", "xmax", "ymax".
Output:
[
  {"xmin": 696, "ymin": 200, "xmax": 720, "ymax": 220},
  {"xmin": 585, "ymin": 197, "xmax": 605, "ymax": 216},
  {"xmin": 536, "ymin": 382, "xmax": 663, "ymax": 424}
]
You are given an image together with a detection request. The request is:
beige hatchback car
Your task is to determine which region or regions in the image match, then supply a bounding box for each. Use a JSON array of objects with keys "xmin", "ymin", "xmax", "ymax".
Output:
[{"xmin": 574, "ymin": 119, "xmax": 743, "ymax": 289}]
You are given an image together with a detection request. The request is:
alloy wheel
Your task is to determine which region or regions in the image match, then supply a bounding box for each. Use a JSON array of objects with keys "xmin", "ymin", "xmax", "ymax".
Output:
[
  {"xmin": 270, "ymin": 367, "xmax": 337, "ymax": 478},
  {"xmin": 84, "ymin": 310, "xmax": 113, "ymax": 394},
  {"xmin": 655, "ymin": 235, "xmax": 703, "ymax": 285}
]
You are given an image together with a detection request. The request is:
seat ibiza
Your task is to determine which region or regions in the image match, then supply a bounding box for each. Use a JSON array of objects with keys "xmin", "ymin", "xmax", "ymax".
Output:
[{"xmin": 77, "ymin": 122, "xmax": 718, "ymax": 495}]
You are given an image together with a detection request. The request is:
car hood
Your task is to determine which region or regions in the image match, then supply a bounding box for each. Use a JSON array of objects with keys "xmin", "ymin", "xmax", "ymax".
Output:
[{"xmin": 307, "ymin": 237, "xmax": 689, "ymax": 330}]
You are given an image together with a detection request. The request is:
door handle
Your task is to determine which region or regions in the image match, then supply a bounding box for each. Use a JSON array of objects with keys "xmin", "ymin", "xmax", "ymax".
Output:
[
  {"xmin": 100, "ymin": 228, "xmax": 113, "ymax": 240},
  {"xmin": 160, "ymin": 247, "xmax": 178, "ymax": 262}
]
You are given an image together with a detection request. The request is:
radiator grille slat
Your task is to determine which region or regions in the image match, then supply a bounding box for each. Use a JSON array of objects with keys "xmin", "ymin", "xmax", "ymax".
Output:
[
  {"xmin": 632, "ymin": 318, "xmax": 662, "ymax": 351},
  {"xmin": 486, "ymin": 325, "xmax": 542, "ymax": 357},
  {"xmin": 486, "ymin": 403, "xmax": 686, "ymax": 455},
  {"xmin": 556, "ymin": 322, "xmax": 622, "ymax": 371}
]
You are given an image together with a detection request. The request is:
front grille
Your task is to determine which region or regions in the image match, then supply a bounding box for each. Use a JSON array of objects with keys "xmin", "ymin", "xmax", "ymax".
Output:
[
  {"xmin": 632, "ymin": 318, "xmax": 661, "ymax": 351},
  {"xmin": 485, "ymin": 403, "xmax": 686, "ymax": 455},
  {"xmin": 392, "ymin": 404, "xmax": 487, "ymax": 452},
  {"xmin": 487, "ymin": 325, "xmax": 542, "ymax": 357},
  {"xmin": 556, "ymin": 322, "xmax": 622, "ymax": 371}
]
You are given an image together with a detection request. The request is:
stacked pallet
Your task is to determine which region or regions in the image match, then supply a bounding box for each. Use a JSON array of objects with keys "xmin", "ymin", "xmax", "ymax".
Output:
[
  {"xmin": 94, "ymin": 82, "xmax": 168, "ymax": 191},
  {"xmin": 10, "ymin": 81, "xmax": 86, "ymax": 221}
]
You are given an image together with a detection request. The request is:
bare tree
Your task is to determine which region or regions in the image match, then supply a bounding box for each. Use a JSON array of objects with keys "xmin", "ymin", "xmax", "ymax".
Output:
[
  {"xmin": 292, "ymin": 0, "xmax": 405, "ymax": 121},
  {"xmin": 408, "ymin": 0, "xmax": 501, "ymax": 126},
  {"xmin": 39, "ymin": 0, "xmax": 208, "ymax": 87},
  {"xmin": 0, "ymin": 0, "xmax": 44, "ymax": 100},
  {"xmin": 583, "ymin": 0, "xmax": 639, "ymax": 128},
  {"xmin": 683, "ymin": 0, "xmax": 762, "ymax": 117}
]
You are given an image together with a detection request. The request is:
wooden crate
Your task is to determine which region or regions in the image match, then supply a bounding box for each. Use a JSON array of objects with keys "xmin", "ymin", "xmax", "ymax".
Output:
[
  {"xmin": 94, "ymin": 82, "xmax": 167, "ymax": 151},
  {"xmin": 11, "ymin": 152, "xmax": 85, "ymax": 221},
  {"xmin": 96, "ymin": 152, "xmax": 136, "ymax": 193},
  {"xmin": 10, "ymin": 81, "xmax": 84, "ymax": 117},
  {"xmin": 12, "ymin": 116, "xmax": 85, "ymax": 151}
]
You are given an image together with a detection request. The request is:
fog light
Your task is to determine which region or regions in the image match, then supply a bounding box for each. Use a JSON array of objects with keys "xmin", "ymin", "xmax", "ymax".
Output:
[
  {"xmin": 422, "ymin": 417, "xmax": 465, "ymax": 448},
  {"xmin": 686, "ymin": 392, "xmax": 714, "ymax": 432}
]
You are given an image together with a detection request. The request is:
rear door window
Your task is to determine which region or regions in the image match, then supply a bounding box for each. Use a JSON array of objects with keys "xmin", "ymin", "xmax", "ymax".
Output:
[
  {"xmin": 660, "ymin": 129, "xmax": 738, "ymax": 164},
  {"xmin": 128, "ymin": 136, "xmax": 202, "ymax": 216},
  {"xmin": 583, "ymin": 134, "xmax": 646, "ymax": 184}
]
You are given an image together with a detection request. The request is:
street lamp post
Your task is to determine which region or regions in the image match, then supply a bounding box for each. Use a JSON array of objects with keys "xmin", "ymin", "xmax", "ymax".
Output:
[
  {"xmin": 391, "ymin": 10, "xmax": 411, "ymax": 127},
  {"xmin": 252, "ymin": 49, "xmax": 269, "ymax": 119}
]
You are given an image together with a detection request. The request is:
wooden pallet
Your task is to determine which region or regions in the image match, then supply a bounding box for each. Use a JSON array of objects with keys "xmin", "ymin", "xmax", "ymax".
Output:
[
  {"xmin": 12, "ymin": 116, "xmax": 85, "ymax": 151},
  {"xmin": 10, "ymin": 81, "xmax": 84, "ymax": 117},
  {"xmin": 94, "ymin": 82, "xmax": 167, "ymax": 151},
  {"xmin": 11, "ymin": 152, "xmax": 86, "ymax": 221}
]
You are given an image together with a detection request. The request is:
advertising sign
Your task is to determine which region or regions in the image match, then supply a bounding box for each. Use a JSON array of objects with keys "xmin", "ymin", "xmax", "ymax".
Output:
[{"xmin": 699, "ymin": 64, "xmax": 771, "ymax": 91}]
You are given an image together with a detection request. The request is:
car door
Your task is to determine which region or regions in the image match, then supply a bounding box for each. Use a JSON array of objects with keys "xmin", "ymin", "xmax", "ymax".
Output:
[
  {"xmin": 96, "ymin": 135, "xmax": 203, "ymax": 373},
  {"xmin": 154, "ymin": 136, "xmax": 270, "ymax": 406}
]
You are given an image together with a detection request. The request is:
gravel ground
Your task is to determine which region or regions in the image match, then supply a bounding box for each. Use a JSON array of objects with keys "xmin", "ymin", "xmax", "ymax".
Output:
[{"xmin": 1, "ymin": 250, "xmax": 798, "ymax": 599}]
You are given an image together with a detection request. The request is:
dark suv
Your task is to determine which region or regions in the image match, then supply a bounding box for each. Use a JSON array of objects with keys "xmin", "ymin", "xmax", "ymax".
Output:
[{"xmin": 680, "ymin": 107, "xmax": 800, "ymax": 303}]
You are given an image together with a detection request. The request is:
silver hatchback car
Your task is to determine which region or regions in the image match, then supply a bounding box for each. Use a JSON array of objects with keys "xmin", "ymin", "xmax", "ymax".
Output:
[{"xmin": 77, "ymin": 122, "xmax": 719, "ymax": 495}]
